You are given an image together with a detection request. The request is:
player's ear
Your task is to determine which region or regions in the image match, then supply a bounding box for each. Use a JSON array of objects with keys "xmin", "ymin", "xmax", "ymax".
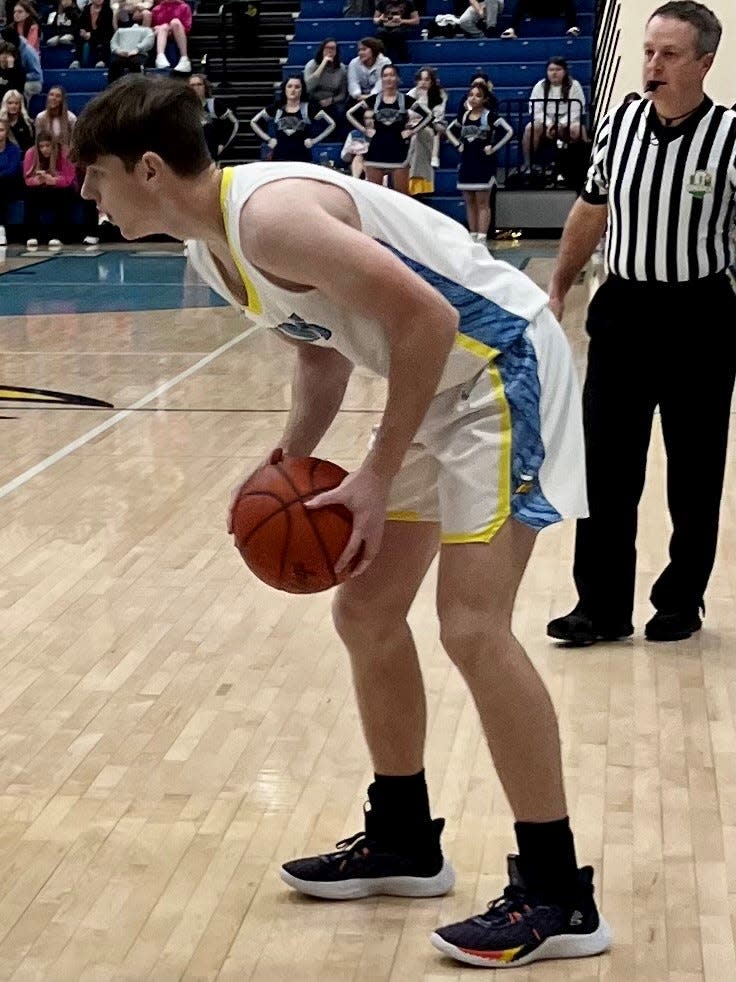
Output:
[{"xmin": 139, "ymin": 151, "xmax": 165, "ymax": 185}]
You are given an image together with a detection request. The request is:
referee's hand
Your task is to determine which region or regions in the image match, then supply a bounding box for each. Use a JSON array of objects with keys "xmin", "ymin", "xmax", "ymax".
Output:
[{"xmin": 549, "ymin": 295, "xmax": 565, "ymax": 321}]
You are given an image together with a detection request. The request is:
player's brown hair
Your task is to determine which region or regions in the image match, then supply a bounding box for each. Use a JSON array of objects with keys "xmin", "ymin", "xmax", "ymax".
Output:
[{"xmin": 71, "ymin": 74, "xmax": 212, "ymax": 176}]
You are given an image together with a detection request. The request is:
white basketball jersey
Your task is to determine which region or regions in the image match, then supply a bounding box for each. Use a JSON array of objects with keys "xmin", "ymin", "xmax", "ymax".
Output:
[{"xmin": 186, "ymin": 162, "xmax": 550, "ymax": 392}]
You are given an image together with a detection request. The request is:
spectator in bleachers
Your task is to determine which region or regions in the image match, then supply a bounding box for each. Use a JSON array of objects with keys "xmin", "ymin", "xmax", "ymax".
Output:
[
  {"xmin": 304, "ymin": 39, "xmax": 349, "ymax": 133},
  {"xmin": 347, "ymin": 37, "xmax": 391, "ymax": 101},
  {"xmin": 522, "ymin": 55, "xmax": 585, "ymax": 171},
  {"xmin": 1, "ymin": 88, "xmax": 33, "ymax": 150},
  {"xmin": 73, "ymin": 0, "xmax": 114, "ymax": 68},
  {"xmin": 347, "ymin": 63, "xmax": 432, "ymax": 194},
  {"xmin": 457, "ymin": 0, "xmax": 503, "ymax": 39},
  {"xmin": 107, "ymin": 8, "xmax": 154, "ymax": 83},
  {"xmin": 35, "ymin": 86, "xmax": 76, "ymax": 147},
  {"xmin": 23, "ymin": 128, "xmax": 77, "ymax": 248},
  {"xmin": 501, "ymin": 0, "xmax": 579, "ymax": 39},
  {"xmin": 0, "ymin": 41, "xmax": 26, "ymax": 101},
  {"xmin": 114, "ymin": 0, "xmax": 154, "ymax": 30},
  {"xmin": 188, "ymin": 73, "xmax": 239, "ymax": 162},
  {"xmin": 150, "ymin": 0, "xmax": 191, "ymax": 73},
  {"xmin": 0, "ymin": 116, "xmax": 22, "ymax": 243},
  {"xmin": 1, "ymin": 28, "xmax": 42, "ymax": 102},
  {"xmin": 11, "ymin": 2, "xmax": 40, "ymax": 53},
  {"xmin": 447, "ymin": 81, "xmax": 512, "ymax": 242},
  {"xmin": 46, "ymin": 0, "xmax": 83, "ymax": 53},
  {"xmin": 340, "ymin": 106, "xmax": 374, "ymax": 177},
  {"xmin": 373, "ymin": 0, "xmax": 419, "ymax": 64},
  {"xmin": 250, "ymin": 75, "xmax": 336, "ymax": 163},
  {"xmin": 407, "ymin": 66, "xmax": 447, "ymax": 193}
]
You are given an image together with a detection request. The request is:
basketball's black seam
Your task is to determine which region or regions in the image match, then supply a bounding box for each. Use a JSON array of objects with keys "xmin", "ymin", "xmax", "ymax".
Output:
[
  {"xmin": 237, "ymin": 492, "xmax": 293, "ymax": 546},
  {"xmin": 276, "ymin": 459, "xmax": 344, "ymax": 586}
]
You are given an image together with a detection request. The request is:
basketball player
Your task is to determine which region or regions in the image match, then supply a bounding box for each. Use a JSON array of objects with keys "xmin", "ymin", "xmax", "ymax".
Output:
[{"xmin": 71, "ymin": 75, "xmax": 611, "ymax": 969}]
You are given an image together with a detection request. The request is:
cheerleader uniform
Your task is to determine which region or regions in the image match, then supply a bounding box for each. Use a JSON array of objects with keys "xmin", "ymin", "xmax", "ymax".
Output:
[
  {"xmin": 359, "ymin": 92, "xmax": 432, "ymax": 169},
  {"xmin": 250, "ymin": 102, "xmax": 335, "ymax": 163},
  {"xmin": 449, "ymin": 108, "xmax": 508, "ymax": 191}
]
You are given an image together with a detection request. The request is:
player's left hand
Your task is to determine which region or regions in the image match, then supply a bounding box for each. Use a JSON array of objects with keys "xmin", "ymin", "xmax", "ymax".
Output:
[
  {"xmin": 304, "ymin": 138, "xmax": 315, "ymax": 149},
  {"xmin": 484, "ymin": 146, "xmax": 494, "ymax": 156},
  {"xmin": 305, "ymin": 465, "xmax": 391, "ymax": 577}
]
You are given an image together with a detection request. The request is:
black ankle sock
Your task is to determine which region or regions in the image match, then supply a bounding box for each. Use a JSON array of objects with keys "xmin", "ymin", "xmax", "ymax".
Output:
[
  {"xmin": 369, "ymin": 770, "xmax": 432, "ymax": 829},
  {"xmin": 514, "ymin": 817, "xmax": 579, "ymax": 902}
]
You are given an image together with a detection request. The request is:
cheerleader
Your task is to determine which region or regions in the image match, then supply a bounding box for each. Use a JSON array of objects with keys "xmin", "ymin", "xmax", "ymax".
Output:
[
  {"xmin": 346, "ymin": 64, "xmax": 431, "ymax": 195},
  {"xmin": 447, "ymin": 82, "xmax": 512, "ymax": 243},
  {"xmin": 250, "ymin": 75, "xmax": 336, "ymax": 163}
]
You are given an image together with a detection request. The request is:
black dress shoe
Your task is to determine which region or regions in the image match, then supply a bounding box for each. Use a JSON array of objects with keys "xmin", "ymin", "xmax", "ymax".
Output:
[
  {"xmin": 547, "ymin": 606, "xmax": 634, "ymax": 646},
  {"xmin": 645, "ymin": 610, "xmax": 702, "ymax": 642}
]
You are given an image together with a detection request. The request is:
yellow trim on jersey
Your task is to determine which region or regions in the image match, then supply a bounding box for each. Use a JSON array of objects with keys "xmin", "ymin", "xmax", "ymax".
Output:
[
  {"xmin": 219, "ymin": 167, "xmax": 263, "ymax": 316},
  {"xmin": 441, "ymin": 332, "xmax": 512, "ymax": 544},
  {"xmin": 387, "ymin": 510, "xmax": 423, "ymax": 522}
]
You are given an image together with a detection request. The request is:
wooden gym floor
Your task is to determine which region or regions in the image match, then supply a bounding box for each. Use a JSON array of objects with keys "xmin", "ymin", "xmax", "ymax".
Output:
[{"xmin": 0, "ymin": 242, "xmax": 734, "ymax": 981}]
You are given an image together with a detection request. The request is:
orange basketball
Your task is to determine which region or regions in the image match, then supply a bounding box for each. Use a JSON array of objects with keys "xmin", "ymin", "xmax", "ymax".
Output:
[{"xmin": 231, "ymin": 456, "xmax": 356, "ymax": 594}]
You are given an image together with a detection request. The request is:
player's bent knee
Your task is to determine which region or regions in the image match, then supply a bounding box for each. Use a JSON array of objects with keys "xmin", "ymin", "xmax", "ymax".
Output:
[
  {"xmin": 332, "ymin": 591, "xmax": 406, "ymax": 648},
  {"xmin": 438, "ymin": 609, "xmax": 512, "ymax": 671}
]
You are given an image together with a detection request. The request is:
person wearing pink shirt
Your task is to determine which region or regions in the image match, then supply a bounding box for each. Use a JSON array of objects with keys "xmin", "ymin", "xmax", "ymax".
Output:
[
  {"xmin": 23, "ymin": 129, "xmax": 77, "ymax": 248},
  {"xmin": 150, "ymin": 0, "xmax": 192, "ymax": 73}
]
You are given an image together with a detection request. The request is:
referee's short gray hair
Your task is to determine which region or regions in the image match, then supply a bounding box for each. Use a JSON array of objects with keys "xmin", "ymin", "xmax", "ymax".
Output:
[{"xmin": 649, "ymin": 2, "xmax": 722, "ymax": 57}]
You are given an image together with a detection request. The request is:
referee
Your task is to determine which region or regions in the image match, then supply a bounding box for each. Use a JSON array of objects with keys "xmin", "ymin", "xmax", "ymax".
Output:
[{"xmin": 547, "ymin": 1, "xmax": 736, "ymax": 645}]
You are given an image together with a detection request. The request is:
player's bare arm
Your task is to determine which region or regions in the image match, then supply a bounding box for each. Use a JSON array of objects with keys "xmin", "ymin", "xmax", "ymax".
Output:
[
  {"xmin": 279, "ymin": 341, "xmax": 355, "ymax": 458},
  {"xmin": 238, "ymin": 180, "xmax": 459, "ymax": 576},
  {"xmin": 226, "ymin": 341, "xmax": 353, "ymax": 535}
]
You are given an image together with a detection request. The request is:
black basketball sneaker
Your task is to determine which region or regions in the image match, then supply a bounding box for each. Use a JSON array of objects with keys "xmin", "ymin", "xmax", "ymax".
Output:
[
  {"xmin": 280, "ymin": 806, "xmax": 455, "ymax": 901},
  {"xmin": 430, "ymin": 855, "xmax": 611, "ymax": 968}
]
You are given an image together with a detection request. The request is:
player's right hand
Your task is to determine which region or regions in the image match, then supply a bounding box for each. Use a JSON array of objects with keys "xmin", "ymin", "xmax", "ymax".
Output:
[
  {"xmin": 227, "ymin": 448, "xmax": 284, "ymax": 534},
  {"xmin": 268, "ymin": 138, "xmax": 277, "ymax": 149}
]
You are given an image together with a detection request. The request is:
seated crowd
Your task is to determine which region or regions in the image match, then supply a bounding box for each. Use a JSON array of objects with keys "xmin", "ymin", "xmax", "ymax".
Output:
[
  {"xmin": 0, "ymin": 0, "xmax": 588, "ymax": 244},
  {"xmin": 0, "ymin": 0, "xmax": 204, "ymax": 244},
  {"xmin": 249, "ymin": 28, "xmax": 591, "ymax": 237}
]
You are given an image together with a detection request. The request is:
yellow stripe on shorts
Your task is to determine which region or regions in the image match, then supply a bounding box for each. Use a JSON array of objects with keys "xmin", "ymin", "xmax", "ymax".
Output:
[{"xmin": 441, "ymin": 333, "xmax": 512, "ymax": 544}]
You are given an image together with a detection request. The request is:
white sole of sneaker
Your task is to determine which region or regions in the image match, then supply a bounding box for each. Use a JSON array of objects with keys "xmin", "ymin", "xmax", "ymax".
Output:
[
  {"xmin": 430, "ymin": 915, "xmax": 612, "ymax": 968},
  {"xmin": 280, "ymin": 859, "xmax": 455, "ymax": 900}
]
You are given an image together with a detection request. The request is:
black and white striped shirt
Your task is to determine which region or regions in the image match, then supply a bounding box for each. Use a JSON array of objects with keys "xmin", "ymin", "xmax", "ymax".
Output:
[{"xmin": 583, "ymin": 97, "xmax": 736, "ymax": 282}]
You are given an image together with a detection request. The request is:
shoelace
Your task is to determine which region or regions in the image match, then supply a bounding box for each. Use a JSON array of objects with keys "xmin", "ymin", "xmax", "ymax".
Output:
[
  {"xmin": 477, "ymin": 883, "xmax": 534, "ymax": 924},
  {"xmin": 320, "ymin": 830, "xmax": 374, "ymax": 869}
]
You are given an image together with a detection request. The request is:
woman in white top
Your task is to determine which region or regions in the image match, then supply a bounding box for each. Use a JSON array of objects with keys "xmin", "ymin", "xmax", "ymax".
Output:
[
  {"xmin": 34, "ymin": 85, "xmax": 77, "ymax": 148},
  {"xmin": 346, "ymin": 37, "xmax": 391, "ymax": 101},
  {"xmin": 523, "ymin": 56, "xmax": 585, "ymax": 170}
]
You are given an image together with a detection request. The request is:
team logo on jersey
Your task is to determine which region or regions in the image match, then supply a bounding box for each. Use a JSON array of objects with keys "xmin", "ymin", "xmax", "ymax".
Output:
[
  {"xmin": 461, "ymin": 124, "xmax": 490, "ymax": 143},
  {"xmin": 687, "ymin": 170, "xmax": 714, "ymax": 199},
  {"xmin": 275, "ymin": 314, "xmax": 332, "ymax": 343},
  {"xmin": 276, "ymin": 115, "xmax": 307, "ymax": 135},
  {"xmin": 375, "ymin": 107, "xmax": 403, "ymax": 126}
]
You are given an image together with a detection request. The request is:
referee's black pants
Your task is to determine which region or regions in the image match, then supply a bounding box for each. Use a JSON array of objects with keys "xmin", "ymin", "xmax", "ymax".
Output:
[{"xmin": 573, "ymin": 273, "xmax": 736, "ymax": 624}]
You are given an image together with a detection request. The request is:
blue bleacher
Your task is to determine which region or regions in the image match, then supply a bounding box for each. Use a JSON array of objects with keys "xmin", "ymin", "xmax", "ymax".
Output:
[
  {"xmin": 288, "ymin": 35, "xmax": 592, "ymax": 65},
  {"xmin": 286, "ymin": 60, "xmax": 591, "ymax": 88},
  {"xmin": 298, "ymin": 0, "xmax": 594, "ymax": 21},
  {"xmin": 287, "ymin": 0, "xmax": 596, "ymax": 222},
  {"xmin": 294, "ymin": 15, "xmax": 594, "ymax": 42}
]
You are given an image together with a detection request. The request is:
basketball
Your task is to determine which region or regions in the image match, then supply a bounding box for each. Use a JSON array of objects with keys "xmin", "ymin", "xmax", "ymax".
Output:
[{"xmin": 231, "ymin": 456, "xmax": 356, "ymax": 594}]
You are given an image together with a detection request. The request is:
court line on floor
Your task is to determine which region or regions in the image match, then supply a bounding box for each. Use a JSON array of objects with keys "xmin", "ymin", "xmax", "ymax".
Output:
[{"xmin": 0, "ymin": 323, "xmax": 260, "ymax": 501}]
